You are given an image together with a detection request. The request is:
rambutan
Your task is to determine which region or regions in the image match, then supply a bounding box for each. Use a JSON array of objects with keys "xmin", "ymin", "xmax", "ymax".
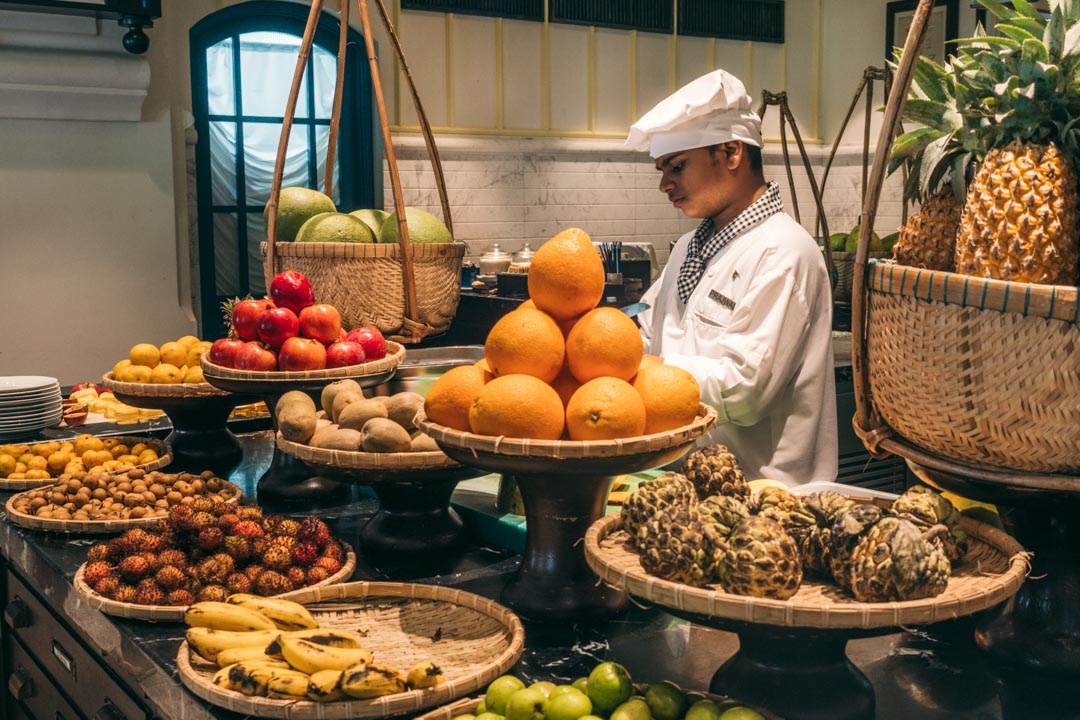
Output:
[
  {"xmin": 196, "ymin": 584, "xmax": 229, "ymax": 602},
  {"xmin": 169, "ymin": 504, "xmax": 196, "ymax": 531},
  {"xmin": 196, "ymin": 526, "xmax": 225, "ymax": 551},
  {"xmin": 159, "ymin": 549, "xmax": 189, "ymax": 567},
  {"xmin": 274, "ymin": 518, "xmax": 302, "ymax": 538},
  {"xmin": 291, "ymin": 542, "xmax": 319, "ymax": 567},
  {"xmin": 118, "ymin": 554, "xmax": 152, "ymax": 582},
  {"xmin": 190, "ymin": 497, "xmax": 215, "ymax": 513},
  {"xmin": 166, "ymin": 588, "xmax": 196, "ymax": 606},
  {"xmin": 321, "ymin": 541, "xmax": 345, "ymax": 562},
  {"xmin": 268, "ymin": 535, "xmax": 297, "ymax": 552},
  {"xmin": 254, "ymin": 570, "xmax": 291, "ymax": 597},
  {"xmin": 86, "ymin": 543, "xmax": 110, "ymax": 563},
  {"xmin": 142, "ymin": 532, "xmax": 167, "ymax": 554},
  {"xmin": 196, "ymin": 554, "xmax": 234, "ymax": 584},
  {"xmin": 261, "ymin": 515, "xmax": 284, "ymax": 534},
  {"xmin": 243, "ymin": 564, "xmax": 265, "ymax": 581},
  {"xmin": 225, "ymin": 572, "xmax": 253, "ymax": 595},
  {"xmin": 121, "ymin": 528, "xmax": 151, "ymax": 547},
  {"xmin": 222, "ymin": 535, "xmax": 252, "ymax": 562},
  {"xmin": 154, "ymin": 565, "xmax": 187, "ymax": 591},
  {"xmin": 297, "ymin": 517, "xmax": 332, "ymax": 549},
  {"xmin": 236, "ymin": 506, "xmax": 263, "ymax": 522},
  {"xmin": 232, "ymin": 520, "xmax": 264, "ymax": 540},
  {"xmin": 304, "ymin": 566, "xmax": 330, "ymax": 586},
  {"xmin": 93, "ymin": 575, "xmax": 121, "ymax": 598},
  {"xmin": 313, "ymin": 556, "xmax": 342, "ymax": 576},
  {"xmin": 191, "ymin": 511, "xmax": 216, "ymax": 532},
  {"xmin": 262, "ymin": 545, "xmax": 293, "ymax": 571},
  {"xmin": 216, "ymin": 512, "xmax": 240, "ymax": 532},
  {"xmin": 83, "ymin": 561, "xmax": 112, "ymax": 587},
  {"xmin": 106, "ymin": 536, "xmax": 136, "ymax": 560},
  {"xmin": 114, "ymin": 584, "xmax": 137, "ymax": 603},
  {"xmin": 286, "ymin": 566, "xmax": 306, "ymax": 586},
  {"xmin": 134, "ymin": 581, "xmax": 165, "ymax": 606}
]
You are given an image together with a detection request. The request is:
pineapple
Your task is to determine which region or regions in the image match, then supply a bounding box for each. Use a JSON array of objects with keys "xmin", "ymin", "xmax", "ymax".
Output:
[
  {"xmin": 893, "ymin": 192, "xmax": 963, "ymax": 272},
  {"xmin": 948, "ymin": 0, "xmax": 1080, "ymax": 284}
]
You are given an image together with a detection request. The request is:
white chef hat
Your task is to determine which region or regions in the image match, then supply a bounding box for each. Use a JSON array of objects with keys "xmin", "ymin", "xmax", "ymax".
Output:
[{"xmin": 625, "ymin": 69, "xmax": 762, "ymax": 158}]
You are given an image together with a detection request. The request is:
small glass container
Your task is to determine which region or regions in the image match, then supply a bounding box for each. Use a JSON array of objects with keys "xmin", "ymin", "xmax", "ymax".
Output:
[
  {"xmin": 479, "ymin": 243, "xmax": 512, "ymax": 275},
  {"xmin": 511, "ymin": 242, "xmax": 535, "ymax": 271}
]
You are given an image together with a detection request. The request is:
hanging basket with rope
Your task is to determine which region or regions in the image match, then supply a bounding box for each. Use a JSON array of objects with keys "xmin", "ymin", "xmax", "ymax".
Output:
[{"xmin": 263, "ymin": 0, "xmax": 465, "ymax": 344}]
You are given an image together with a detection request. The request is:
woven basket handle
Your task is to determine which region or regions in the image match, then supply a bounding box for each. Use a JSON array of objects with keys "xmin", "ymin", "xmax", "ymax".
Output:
[{"xmin": 851, "ymin": 0, "xmax": 936, "ymax": 454}]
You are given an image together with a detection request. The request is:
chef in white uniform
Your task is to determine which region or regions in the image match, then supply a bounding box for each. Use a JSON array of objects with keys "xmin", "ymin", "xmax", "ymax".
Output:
[{"xmin": 627, "ymin": 69, "xmax": 838, "ymax": 487}]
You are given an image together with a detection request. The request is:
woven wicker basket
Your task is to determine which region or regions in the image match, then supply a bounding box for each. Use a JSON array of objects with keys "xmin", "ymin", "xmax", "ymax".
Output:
[
  {"xmin": 102, "ymin": 373, "xmax": 235, "ymax": 400},
  {"xmin": 72, "ymin": 542, "xmax": 355, "ymax": 621},
  {"xmin": 0, "ymin": 435, "xmax": 172, "ymax": 492},
  {"xmin": 176, "ymin": 581, "xmax": 525, "ymax": 719},
  {"xmin": 864, "ymin": 261, "xmax": 1080, "ymax": 473},
  {"xmin": 585, "ymin": 497, "xmax": 1030, "ymax": 630},
  {"xmin": 262, "ymin": 0, "xmax": 463, "ymax": 344},
  {"xmin": 278, "ymin": 434, "xmax": 460, "ymax": 473},
  {"xmin": 832, "ymin": 250, "xmax": 891, "ymax": 303}
]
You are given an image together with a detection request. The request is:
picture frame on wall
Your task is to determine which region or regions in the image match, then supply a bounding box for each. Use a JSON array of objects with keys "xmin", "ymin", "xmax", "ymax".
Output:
[{"xmin": 885, "ymin": 0, "xmax": 959, "ymax": 65}]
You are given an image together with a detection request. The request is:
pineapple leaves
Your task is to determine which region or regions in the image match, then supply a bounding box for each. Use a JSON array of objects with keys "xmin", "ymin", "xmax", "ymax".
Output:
[
  {"xmin": 997, "ymin": 23, "xmax": 1044, "ymax": 44},
  {"xmin": 890, "ymin": 127, "xmax": 944, "ymax": 161},
  {"xmin": 902, "ymin": 98, "xmax": 961, "ymax": 130},
  {"xmin": 950, "ymin": 151, "xmax": 973, "ymax": 202},
  {"xmin": 920, "ymin": 135, "xmax": 955, "ymax": 197},
  {"xmin": 976, "ymin": 0, "xmax": 1017, "ymax": 22},
  {"xmin": 1046, "ymin": 7, "xmax": 1066, "ymax": 59},
  {"xmin": 912, "ymin": 56, "xmax": 951, "ymax": 104},
  {"xmin": 1009, "ymin": 0, "xmax": 1049, "ymax": 23}
]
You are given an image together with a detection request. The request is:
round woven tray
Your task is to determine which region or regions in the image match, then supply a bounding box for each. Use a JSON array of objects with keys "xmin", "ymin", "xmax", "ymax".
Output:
[
  {"xmin": 585, "ymin": 497, "xmax": 1030, "ymax": 630},
  {"xmin": 277, "ymin": 435, "xmax": 460, "ymax": 474},
  {"xmin": 417, "ymin": 403, "xmax": 718, "ymax": 461},
  {"xmin": 0, "ymin": 435, "xmax": 173, "ymax": 492},
  {"xmin": 5, "ymin": 475, "xmax": 240, "ymax": 535},
  {"xmin": 102, "ymin": 372, "xmax": 234, "ymax": 399},
  {"xmin": 201, "ymin": 342, "xmax": 406, "ymax": 383},
  {"xmin": 176, "ymin": 580, "xmax": 525, "ymax": 719},
  {"xmin": 72, "ymin": 542, "xmax": 355, "ymax": 621}
]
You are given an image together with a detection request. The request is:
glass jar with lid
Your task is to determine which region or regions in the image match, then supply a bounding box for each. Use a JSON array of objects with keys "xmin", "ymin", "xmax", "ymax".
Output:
[
  {"xmin": 478, "ymin": 243, "xmax": 512, "ymax": 275},
  {"xmin": 510, "ymin": 242, "xmax": 535, "ymax": 271}
]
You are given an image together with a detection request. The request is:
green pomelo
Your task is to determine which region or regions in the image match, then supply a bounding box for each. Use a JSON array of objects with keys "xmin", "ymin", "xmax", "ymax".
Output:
[
  {"xmin": 844, "ymin": 225, "xmax": 882, "ymax": 254},
  {"xmin": 267, "ymin": 186, "xmax": 336, "ymax": 243},
  {"xmin": 296, "ymin": 212, "xmax": 375, "ymax": 243},
  {"xmin": 829, "ymin": 232, "xmax": 849, "ymax": 252},
  {"xmin": 880, "ymin": 231, "xmax": 899, "ymax": 252},
  {"xmin": 378, "ymin": 207, "xmax": 453, "ymax": 244},
  {"xmin": 349, "ymin": 208, "xmax": 391, "ymax": 236}
]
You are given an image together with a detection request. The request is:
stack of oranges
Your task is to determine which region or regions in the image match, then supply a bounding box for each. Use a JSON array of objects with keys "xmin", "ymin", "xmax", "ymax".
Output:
[{"xmin": 425, "ymin": 228, "xmax": 701, "ymax": 441}]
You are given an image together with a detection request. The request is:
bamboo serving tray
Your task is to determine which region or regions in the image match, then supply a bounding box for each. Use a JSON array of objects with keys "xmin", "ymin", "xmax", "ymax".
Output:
[
  {"xmin": 585, "ymin": 497, "xmax": 1031, "ymax": 630},
  {"xmin": 5, "ymin": 474, "xmax": 240, "ymax": 535},
  {"xmin": 102, "ymin": 373, "xmax": 235, "ymax": 399},
  {"xmin": 201, "ymin": 342, "xmax": 406, "ymax": 383},
  {"xmin": 176, "ymin": 581, "xmax": 525, "ymax": 719},
  {"xmin": 72, "ymin": 542, "xmax": 356, "ymax": 621},
  {"xmin": 0, "ymin": 435, "xmax": 173, "ymax": 492},
  {"xmin": 278, "ymin": 434, "xmax": 461, "ymax": 474}
]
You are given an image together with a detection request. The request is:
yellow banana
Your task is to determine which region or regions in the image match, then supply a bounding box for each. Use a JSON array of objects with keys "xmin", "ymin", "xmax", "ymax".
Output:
[
  {"xmin": 278, "ymin": 635, "xmax": 374, "ymax": 674},
  {"xmin": 406, "ymin": 661, "xmax": 445, "ymax": 689},
  {"xmin": 213, "ymin": 662, "xmax": 276, "ymax": 696},
  {"xmin": 212, "ymin": 663, "xmax": 239, "ymax": 691},
  {"xmin": 185, "ymin": 627, "xmax": 280, "ymax": 663},
  {"xmin": 184, "ymin": 602, "xmax": 278, "ymax": 632},
  {"xmin": 265, "ymin": 668, "xmax": 312, "ymax": 699},
  {"xmin": 307, "ymin": 669, "xmax": 346, "ymax": 702},
  {"xmin": 341, "ymin": 664, "xmax": 408, "ymax": 699},
  {"xmin": 226, "ymin": 593, "xmax": 318, "ymax": 631},
  {"xmin": 266, "ymin": 627, "xmax": 367, "ymax": 653},
  {"xmin": 215, "ymin": 645, "xmax": 283, "ymax": 668}
]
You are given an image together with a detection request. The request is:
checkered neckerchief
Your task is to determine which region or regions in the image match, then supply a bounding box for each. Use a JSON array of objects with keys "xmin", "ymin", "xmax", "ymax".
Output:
[{"xmin": 676, "ymin": 181, "xmax": 784, "ymax": 303}]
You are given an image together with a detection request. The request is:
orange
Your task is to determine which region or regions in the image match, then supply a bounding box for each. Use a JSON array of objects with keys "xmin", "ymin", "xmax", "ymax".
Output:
[
  {"xmin": 473, "ymin": 358, "xmax": 496, "ymax": 382},
  {"xmin": 424, "ymin": 365, "xmax": 491, "ymax": 432},
  {"xmin": 527, "ymin": 228, "xmax": 605, "ymax": 320},
  {"xmin": 468, "ymin": 374, "xmax": 565, "ymax": 439},
  {"xmin": 565, "ymin": 307, "xmax": 644, "ymax": 383},
  {"xmin": 565, "ymin": 377, "xmax": 647, "ymax": 441},
  {"xmin": 518, "ymin": 299, "xmax": 537, "ymax": 311},
  {"xmin": 631, "ymin": 363, "xmax": 701, "ymax": 434},
  {"xmin": 550, "ymin": 365, "xmax": 582, "ymax": 408},
  {"xmin": 484, "ymin": 307, "xmax": 565, "ymax": 383}
]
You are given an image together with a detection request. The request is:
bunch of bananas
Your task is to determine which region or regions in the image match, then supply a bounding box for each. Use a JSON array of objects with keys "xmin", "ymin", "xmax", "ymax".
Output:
[{"xmin": 184, "ymin": 595, "xmax": 445, "ymax": 702}]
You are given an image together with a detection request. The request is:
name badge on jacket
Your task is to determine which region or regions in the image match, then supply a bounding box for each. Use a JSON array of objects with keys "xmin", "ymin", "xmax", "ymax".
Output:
[{"xmin": 708, "ymin": 289, "xmax": 736, "ymax": 311}]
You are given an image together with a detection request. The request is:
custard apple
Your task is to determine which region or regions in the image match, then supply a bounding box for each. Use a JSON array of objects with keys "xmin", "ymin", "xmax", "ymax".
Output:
[
  {"xmin": 698, "ymin": 494, "xmax": 751, "ymax": 540},
  {"xmin": 637, "ymin": 505, "xmax": 725, "ymax": 587},
  {"xmin": 680, "ymin": 444, "xmax": 750, "ymax": 501},
  {"xmin": 801, "ymin": 492, "xmax": 857, "ymax": 577},
  {"xmin": 622, "ymin": 472, "xmax": 696, "ymax": 547},
  {"xmin": 828, "ymin": 503, "xmax": 884, "ymax": 592},
  {"xmin": 848, "ymin": 517, "xmax": 951, "ymax": 602},
  {"xmin": 752, "ymin": 485, "xmax": 816, "ymax": 547},
  {"xmin": 889, "ymin": 485, "xmax": 968, "ymax": 564},
  {"xmin": 719, "ymin": 515, "xmax": 802, "ymax": 600}
]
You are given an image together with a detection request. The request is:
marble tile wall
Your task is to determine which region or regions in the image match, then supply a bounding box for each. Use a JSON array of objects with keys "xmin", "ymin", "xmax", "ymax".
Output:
[{"xmin": 384, "ymin": 136, "xmax": 906, "ymax": 270}]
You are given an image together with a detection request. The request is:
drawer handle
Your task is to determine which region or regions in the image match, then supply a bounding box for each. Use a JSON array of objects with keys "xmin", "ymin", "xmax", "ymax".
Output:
[
  {"xmin": 8, "ymin": 666, "xmax": 33, "ymax": 701},
  {"xmin": 51, "ymin": 640, "xmax": 77, "ymax": 679},
  {"xmin": 92, "ymin": 701, "xmax": 126, "ymax": 720},
  {"xmin": 4, "ymin": 597, "xmax": 31, "ymax": 628}
]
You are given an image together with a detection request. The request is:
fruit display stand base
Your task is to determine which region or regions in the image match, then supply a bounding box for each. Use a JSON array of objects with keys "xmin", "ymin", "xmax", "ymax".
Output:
[
  {"xmin": 278, "ymin": 436, "xmax": 484, "ymax": 558},
  {"xmin": 102, "ymin": 374, "xmax": 255, "ymax": 475},
  {"xmin": 895, "ymin": 440, "xmax": 1080, "ymax": 681},
  {"xmin": 200, "ymin": 344, "xmax": 404, "ymax": 510},
  {"xmin": 584, "ymin": 499, "xmax": 1029, "ymax": 720},
  {"xmin": 417, "ymin": 404, "xmax": 717, "ymax": 622}
]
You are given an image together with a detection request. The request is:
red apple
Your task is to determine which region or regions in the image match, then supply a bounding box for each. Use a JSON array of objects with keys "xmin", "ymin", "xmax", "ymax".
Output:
[
  {"xmin": 269, "ymin": 270, "xmax": 315, "ymax": 315},
  {"xmin": 208, "ymin": 338, "xmax": 246, "ymax": 368},
  {"xmin": 344, "ymin": 325, "xmax": 387, "ymax": 361},
  {"xmin": 278, "ymin": 337, "xmax": 327, "ymax": 371},
  {"xmin": 258, "ymin": 307, "xmax": 300, "ymax": 348},
  {"xmin": 235, "ymin": 341, "xmax": 278, "ymax": 371},
  {"xmin": 325, "ymin": 341, "xmax": 366, "ymax": 369},
  {"xmin": 299, "ymin": 304, "xmax": 343, "ymax": 345},
  {"xmin": 71, "ymin": 381, "xmax": 102, "ymax": 394},
  {"xmin": 232, "ymin": 298, "xmax": 274, "ymax": 341}
]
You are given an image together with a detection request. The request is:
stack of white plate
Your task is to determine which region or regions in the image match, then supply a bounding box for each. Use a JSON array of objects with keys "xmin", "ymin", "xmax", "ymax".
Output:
[{"xmin": 0, "ymin": 376, "xmax": 63, "ymax": 441}]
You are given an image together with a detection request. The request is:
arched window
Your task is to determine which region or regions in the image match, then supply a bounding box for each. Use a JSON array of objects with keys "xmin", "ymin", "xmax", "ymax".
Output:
[{"xmin": 190, "ymin": 1, "xmax": 382, "ymax": 337}]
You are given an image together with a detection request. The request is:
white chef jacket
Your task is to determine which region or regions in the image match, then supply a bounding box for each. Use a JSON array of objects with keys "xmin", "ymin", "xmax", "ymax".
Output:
[{"xmin": 638, "ymin": 212, "xmax": 838, "ymax": 486}]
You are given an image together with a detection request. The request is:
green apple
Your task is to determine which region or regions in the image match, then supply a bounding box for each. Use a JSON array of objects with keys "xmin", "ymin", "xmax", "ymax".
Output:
[
  {"xmin": 587, "ymin": 662, "xmax": 633, "ymax": 714},
  {"xmin": 504, "ymin": 687, "xmax": 548, "ymax": 720},
  {"xmin": 485, "ymin": 676, "xmax": 526, "ymax": 715},
  {"xmin": 544, "ymin": 687, "xmax": 593, "ymax": 720}
]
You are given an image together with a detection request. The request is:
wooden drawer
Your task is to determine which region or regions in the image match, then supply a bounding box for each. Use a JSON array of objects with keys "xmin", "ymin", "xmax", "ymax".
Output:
[
  {"xmin": 8, "ymin": 635, "xmax": 83, "ymax": 720},
  {"xmin": 4, "ymin": 570, "xmax": 146, "ymax": 720}
]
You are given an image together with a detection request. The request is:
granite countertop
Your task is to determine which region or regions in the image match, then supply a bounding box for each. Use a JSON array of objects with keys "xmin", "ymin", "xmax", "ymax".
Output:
[{"xmin": 0, "ymin": 430, "xmax": 1049, "ymax": 720}]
